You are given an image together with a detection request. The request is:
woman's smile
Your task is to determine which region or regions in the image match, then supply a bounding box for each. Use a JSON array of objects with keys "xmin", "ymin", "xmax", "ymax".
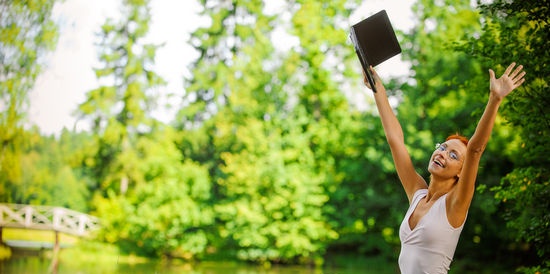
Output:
[{"xmin": 433, "ymin": 158, "xmax": 444, "ymax": 168}]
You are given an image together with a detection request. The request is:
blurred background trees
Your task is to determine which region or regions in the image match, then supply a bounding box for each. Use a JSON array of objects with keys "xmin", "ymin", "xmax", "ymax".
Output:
[
  {"xmin": 0, "ymin": 0, "xmax": 59, "ymax": 203},
  {"xmin": 1, "ymin": 0, "xmax": 547, "ymax": 272}
]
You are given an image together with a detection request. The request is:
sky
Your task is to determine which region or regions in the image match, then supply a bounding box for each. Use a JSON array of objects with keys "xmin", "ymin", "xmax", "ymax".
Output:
[{"xmin": 28, "ymin": 0, "xmax": 414, "ymax": 136}]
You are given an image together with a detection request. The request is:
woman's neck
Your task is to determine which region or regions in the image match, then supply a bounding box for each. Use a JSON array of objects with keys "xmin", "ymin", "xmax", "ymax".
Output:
[{"xmin": 427, "ymin": 177, "xmax": 456, "ymax": 202}]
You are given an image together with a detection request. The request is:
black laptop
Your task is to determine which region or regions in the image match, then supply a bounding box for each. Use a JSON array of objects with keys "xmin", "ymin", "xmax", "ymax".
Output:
[{"xmin": 350, "ymin": 10, "xmax": 402, "ymax": 92}]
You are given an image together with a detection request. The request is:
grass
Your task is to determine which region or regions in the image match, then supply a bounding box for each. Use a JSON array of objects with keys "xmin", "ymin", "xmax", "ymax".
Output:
[
  {"xmin": 0, "ymin": 228, "xmax": 149, "ymax": 264},
  {"xmin": 0, "ymin": 244, "xmax": 10, "ymax": 260},
  {"xmin": 60, "ymin": 240, "xmax": 149, "ymax": 265},
  {"xmin": 2, "ymin": 227, "xmax": 79, "ymax": 245},
  {"xmin": 1, "ymin": 228, "xmax": 78, "ymax": 259}
]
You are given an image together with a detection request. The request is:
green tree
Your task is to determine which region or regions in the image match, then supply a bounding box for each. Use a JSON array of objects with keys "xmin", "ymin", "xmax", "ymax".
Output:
[
  {"xmin": 180, "ymin": 0, "xmax": 365, "ymax": 263},
  {"xmin": 395, "ymin": 0, "xmax": 544, "ymax": 270},
  {"xmin": 17, "ymin": 129, "xmax": 89, "ymax": 211},
  {"xmin": 460, "ymin": 0, "xmax": 549, "ymax": 270},
  {"xmin": 78, "ymin": 0, "xmax": 165, "ymax": 196},
  {"xmin": 287, "ymin": 0, "xmax": 404, "ymax": 259},
  {"xmin": 0, "ymin": 0, "xmax": 59, "ymax": 202},
  {"xmin": 94, "ymin": 127, "xmax": 215, "ymax": 258},
  {"xmin": 321, "ymin": 0, "xmax": 486, "ymax": 261},
  {"xmin": 78, "ymin": 0, "xmax": 216, "ymax": 258}
]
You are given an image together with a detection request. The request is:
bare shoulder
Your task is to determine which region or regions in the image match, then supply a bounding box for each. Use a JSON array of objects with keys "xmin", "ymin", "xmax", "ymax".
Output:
[{"xmin": 404, "ymin": 174, "xmax": 428, "ymax": 203}]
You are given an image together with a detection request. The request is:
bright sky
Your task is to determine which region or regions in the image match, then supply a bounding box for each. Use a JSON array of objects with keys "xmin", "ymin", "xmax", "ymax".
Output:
[{"xmin": 29, "ymin": 0, "xmax": 414, "ymax": 135}]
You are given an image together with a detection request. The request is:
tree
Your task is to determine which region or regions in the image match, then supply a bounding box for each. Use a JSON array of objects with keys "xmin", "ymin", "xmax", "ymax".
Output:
[
  {"xmin": 460, "ymin": 0, "xmax": 549, "ymax": 270},
  {"xmin": 78, "ymin": 0, "xmax": 165, "ymax": 196},
  {"xmin": 394, "ymin": 0, "xmax": 529, "ymax": 268},
  {"xmin": 179, "ymin": 0, "xmax": 364, "ymax": 263},
  {"xmin": 288, "ymin": 0, "xmax": 405, "ymax": 259},
  {"xmin": 77, "ymin": 0, "xmax": 217, "ymax": 258},
  {"xmin": 390, "ymin": 0, "xmax": 549, "ymax": 270},
  {"xmin": 17, "ymin": 129, "xmax": 89, "ymax": 211},
  {"xmin": 0, "ymin": 0, "xmax": 59, "ymax": 202},
  {"xmin": 94, "ymin": 127, "xmax": 215, "ymax": 259}
]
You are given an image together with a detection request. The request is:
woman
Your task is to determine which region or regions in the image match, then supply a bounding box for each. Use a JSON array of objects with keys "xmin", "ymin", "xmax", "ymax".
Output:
[{"xmin": 364, "ymin": 63, "xmax": 526, "ymax": 273}]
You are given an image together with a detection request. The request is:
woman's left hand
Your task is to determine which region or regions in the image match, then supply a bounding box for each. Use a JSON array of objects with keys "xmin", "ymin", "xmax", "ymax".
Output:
[{"xmin": 489, "ymin": 62, "xmax": 526, "ymax": 99}]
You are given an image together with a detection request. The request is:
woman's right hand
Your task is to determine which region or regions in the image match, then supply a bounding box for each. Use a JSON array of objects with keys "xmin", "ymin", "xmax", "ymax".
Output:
[{"xmin": 362, "ymin": 66, "xmax": 384, "ymax": 92}]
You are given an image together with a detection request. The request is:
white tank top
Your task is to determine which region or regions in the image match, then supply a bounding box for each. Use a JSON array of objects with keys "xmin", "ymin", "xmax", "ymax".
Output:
[{"xmin": 398, "ymin": 189, "xmax": 465, "ymax": 274}]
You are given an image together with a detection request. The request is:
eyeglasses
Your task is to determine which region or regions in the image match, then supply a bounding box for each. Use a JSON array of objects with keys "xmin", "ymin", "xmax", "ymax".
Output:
[{"xmin": 435, "ymin": 143, "xmax": 461, "ymax": 161}]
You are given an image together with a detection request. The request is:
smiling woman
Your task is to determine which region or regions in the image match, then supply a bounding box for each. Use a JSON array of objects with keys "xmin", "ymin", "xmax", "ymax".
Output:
[
  {"xmin": 436, "ymin": 134, "xmax": 468, "ymax": 159},
  {"xmin": 429, "ymin": 136, "xmax": 468, "ymax": 178},
  {"xmin": 363, "ymin": 62, "xmax": 526, "ymax": 273}
]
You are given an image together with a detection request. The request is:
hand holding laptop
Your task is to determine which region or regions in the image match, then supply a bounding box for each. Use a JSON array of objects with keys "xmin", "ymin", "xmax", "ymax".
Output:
[
  {"xmin": 362, "ymin": 66, "xmax": 382, "ymax": 91},
  {"xmin": 350, "ymin": 10, "xmax": 401, "ymax": 93}
]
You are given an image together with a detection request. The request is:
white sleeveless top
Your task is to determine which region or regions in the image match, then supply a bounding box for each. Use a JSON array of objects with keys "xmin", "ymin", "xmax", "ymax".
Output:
[{"xmin": 398, "ymin": 189, "xmax": 465, "ymax": 274}]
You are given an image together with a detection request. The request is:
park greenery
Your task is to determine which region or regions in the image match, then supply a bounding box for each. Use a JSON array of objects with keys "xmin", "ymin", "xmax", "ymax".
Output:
[{"xmin": 1, "ymin": 0, "xmax": 548, "ymax": 272}]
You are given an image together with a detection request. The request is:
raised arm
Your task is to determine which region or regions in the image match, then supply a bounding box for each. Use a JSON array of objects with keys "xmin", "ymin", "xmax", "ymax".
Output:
[
  {"xmin": 448, "ymin": 63, "xmax": 526, "ymax": 223},
  {"xmin": 365, "ymin": 67, "xmax": 427, "ymax": 202}
]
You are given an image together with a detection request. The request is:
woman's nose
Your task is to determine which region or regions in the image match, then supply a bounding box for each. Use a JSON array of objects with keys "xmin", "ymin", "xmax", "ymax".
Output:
[{"xmin": 435, "ymin": 150, "xmax": 448, "ymax": 159}]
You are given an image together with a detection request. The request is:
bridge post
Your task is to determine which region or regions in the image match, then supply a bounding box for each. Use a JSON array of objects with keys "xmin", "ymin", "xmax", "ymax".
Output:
[
  {"xmin": 24, "ymin": 206, "xmax": 33, "ymax": 227},
  {"xmin": 78, "ymin": 215, "xmax": 85, "ymax": 235},
  {"xmin": 54, "ymin": 231, "xmax": 59, "ymax": 253},
  {"xmin": 53, "ymin": 208, "xmax": 61, "ymax": 231},
  {"xmin": 50, "ymin": 230, "xmax": 60, "ymax": 274}
]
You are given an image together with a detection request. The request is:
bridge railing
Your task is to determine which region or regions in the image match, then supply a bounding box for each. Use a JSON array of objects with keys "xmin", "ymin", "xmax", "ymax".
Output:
[{"xmin": 0, "ymin": 203, "xmax": 100, "ymax": 237}]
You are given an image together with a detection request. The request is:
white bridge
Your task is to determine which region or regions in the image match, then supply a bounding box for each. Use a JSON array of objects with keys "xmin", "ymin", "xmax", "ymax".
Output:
[{"xmin": 0, "ymin": 203, "xmax": 100, "ymax": 237}]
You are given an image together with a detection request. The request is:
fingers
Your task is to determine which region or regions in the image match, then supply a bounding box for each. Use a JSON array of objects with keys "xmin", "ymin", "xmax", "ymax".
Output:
[
  {"xmin": 503, "ymin": 62, "xmax": 516, "ymax": 77},
  {"xmin": 370, "ymin": 66, "xmax": 380, "ymax": 81},
  {"xmin": 362, "ymin": 66, "xmax": 379, "ymax": 89},
  {"xmin": 515, "ymin": 78, "xmax": 526, "ymax": 88},
  {"xmin": 499, "ymin": 62, "xmax": 526, "ymax": 86},
  {"xmin": 489, "ymin": 69, "xmax": 495, "ymax": 79},
  {"xmin": 362, "ymin": 70, "xmax": 369, "ymax": 86},
  {"xmin": 509, "ymin": 64, "xmax": 523, "ymax": 79},
  {"xmin": 506, "ymin": 62, "xmax": 526, "ymax": 86},
  {"xmin": 514, "ymin": 71, "xmax": 526, "ymax": 85},
  {"xmin": 513, "ymin": 74, "xmax": 526, "ymax": 88}
]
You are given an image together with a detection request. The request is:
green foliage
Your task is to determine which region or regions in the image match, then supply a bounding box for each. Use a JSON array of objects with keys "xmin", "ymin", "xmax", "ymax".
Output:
[
  {"xmin": 214, "ymin": 114, "xmax": 338, "ymax": 263},
  {"xmin": 129, "ymin": 131, "xmax": 214, "ymax": 258},
  {"xmin": 397, "ymin": 0, "xmax": 540, "ymax": 267},
  {"xmin": 93, "ymin": 128, "xmax": 215, "ymax": 259},
  {"xmin": 0, "ymin": 0, "xmax": 59, "ymax": 202},
  {"xmin": 453, "ymin": 0, "xmax": 550, "ymax": 268},
  {"xmin": 391, "ymin": 9, "xmax": 493, "ymax": 258},
  {"xmin": 6, "ymin": 0, "xmax": 548, "ymax": 270},
  {"xmin": 77, "ymin": 0, "xmax": 166, "ymax": 196},
  {"xmin": 493, "ymin": 168, "xmax": 549, "ymax": 257},
  {"xmin": 16, "ymin": 129, "xmax": 90, "ymax": 211},
  {"xmin": 77, "ymin": 0, "xmax": 217, "ymax": 259},
  {"xmin": 180, "ymin": 0, "xmax": 364, "ymax": 264}
]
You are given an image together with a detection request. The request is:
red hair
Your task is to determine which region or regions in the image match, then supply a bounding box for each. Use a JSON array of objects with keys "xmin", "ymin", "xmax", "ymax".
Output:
[{"xmin": 446, "ymin": 134, "xmax": 469, "ymax": 146}]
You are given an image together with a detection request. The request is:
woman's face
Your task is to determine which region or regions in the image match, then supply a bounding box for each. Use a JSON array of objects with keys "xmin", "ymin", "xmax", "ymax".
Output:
[{"xmin": 427, "ymin": 139, "xmax": 467, "ymax": 180}]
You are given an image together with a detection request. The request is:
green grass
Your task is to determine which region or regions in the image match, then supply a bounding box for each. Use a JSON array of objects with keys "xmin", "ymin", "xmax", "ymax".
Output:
[
  {"xmin": 0, "ymin": 228, "xmax": 149, "ymax": 265},
  {"xmin": 1, "ymin": 228, "xmax": 79, "ymax": 259},
  {"xmin": 0, "ymin": 244, "xmax": 11, "ymax": 259},
  {"xmin": 2, "ymin": 228, "xmax": 79, "ymax": 245},
  {"xmin": 60, "ymin": 240, "xmax": 149, "ymax": 265}
]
